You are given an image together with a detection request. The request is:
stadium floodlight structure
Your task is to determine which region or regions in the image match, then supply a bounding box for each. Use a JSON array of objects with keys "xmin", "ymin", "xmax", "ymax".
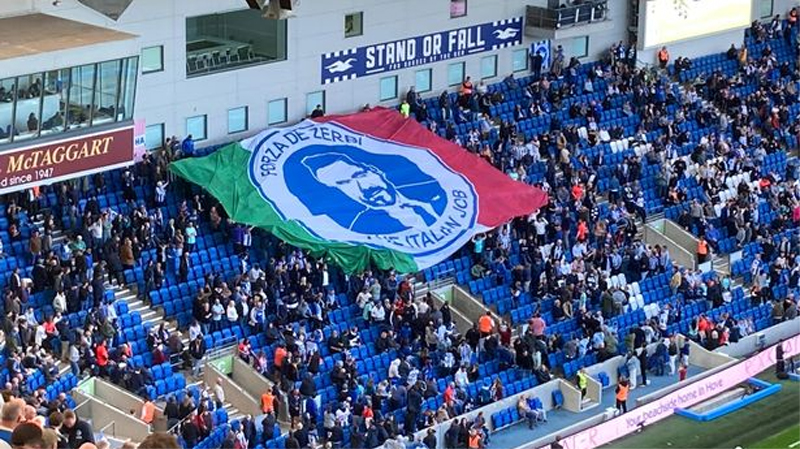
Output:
[
  {"xmin": 244, "ymin": 0, "xmax": 299, "ymax": 19},
  {"xmin": 76, "ymin": 0, "xmax": 133, "ymax": 20}
]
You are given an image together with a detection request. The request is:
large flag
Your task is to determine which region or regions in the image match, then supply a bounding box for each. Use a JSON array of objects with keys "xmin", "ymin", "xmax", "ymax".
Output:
[{"xmin": 170, "ymin": 108, "xmax": 548, "ymax": 273}]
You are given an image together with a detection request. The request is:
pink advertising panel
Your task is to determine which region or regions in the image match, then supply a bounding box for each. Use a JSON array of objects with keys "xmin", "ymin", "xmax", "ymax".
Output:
[
  {"xmin": 133, "ymin": 119, "xmax": 147, "ymax": 162},
  {"xmin": 542, "ymin": 335, "xmax": 800, "ymax": 449}
]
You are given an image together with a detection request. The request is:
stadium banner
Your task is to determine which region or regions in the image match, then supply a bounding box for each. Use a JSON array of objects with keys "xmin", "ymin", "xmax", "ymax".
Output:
[
  {"xmin": 321, "ymin": 17, "xmax": 523, "ymax": 84},
  {"xmin": 0, "ymin": 126, "xmax": 134, "ymax": 194},
  {"xmin": 133, "ymin": 119, "xmax": 147, "ymax": 162},
  {"xmin": 530, "ymin": 40, "xmax": 551, "ymax": 71},
  {"xmin": 171, "ymin": 108, "xmax": 547, "ymax": 273},
  {"xmin": 539, "ymin": 334, "xmax": 800, "ymax": 449}
]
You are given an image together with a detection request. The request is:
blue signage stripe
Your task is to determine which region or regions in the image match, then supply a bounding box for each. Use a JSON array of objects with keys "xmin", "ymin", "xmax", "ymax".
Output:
[{"xmin": 320, "ymin": 17, "xmax": 523, "ymax": 85}]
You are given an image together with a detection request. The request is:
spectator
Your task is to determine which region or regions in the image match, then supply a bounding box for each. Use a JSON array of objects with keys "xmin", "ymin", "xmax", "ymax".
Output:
[
  {"xmin": 140, "ymin": 397, "xmax": 156, "ymax": 426},
  {"xmin": 657, "ymin": 46, "xmax": 670, "ymax": 68},
  {"xmin": 310, "ymin": 105, "xmax": 325, "ymax": 119},
  {"xmin": 62, "ymin": 410, "xmax": 93, "ymax": 448},
  {"xmin": 615, "ymin": 376, "xmax": 630, "ymax": 414},
  {"xmin": 138, "ymin": 432, "xmax": 181, "ymax": 449},
  {"xmin": 0, "ymin": 399, "xmax": 24, "ymax": 445},
  {"xmin": 181, "ymin": 135, "xmax": 195, "ymax": 157}
]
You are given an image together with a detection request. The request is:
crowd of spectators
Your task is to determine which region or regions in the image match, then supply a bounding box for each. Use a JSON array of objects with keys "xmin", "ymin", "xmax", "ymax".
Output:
[
  {"xmin": 0, "ymin": 8, "xmax": 798, "ymax": 449},
  {"xmin": 221, "ymin": 13, "xmax": 800, "ymax": 446}
]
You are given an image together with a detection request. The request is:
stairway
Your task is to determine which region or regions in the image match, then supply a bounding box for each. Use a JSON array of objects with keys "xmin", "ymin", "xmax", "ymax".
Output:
[
  {"xmin": 39, "ymin": 216, "xmax": 183, "ymax": 377},
  {"xmin": 57, "ymin": 273, "xmax": 182, "ymax": 376},
  {"xmin": 711, "ymin": 254, "xmax": 730, "ymax": 276},
  {"xmin": 580, "ymin": 396, "xmax": 599, "ymax": 411},
  {"xmin": 184, "ymin": 379, "xmax": 247, "ymax": 423}
]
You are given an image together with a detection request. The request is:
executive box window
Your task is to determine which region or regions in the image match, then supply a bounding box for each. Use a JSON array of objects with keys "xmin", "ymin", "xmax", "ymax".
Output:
[
  {"xmin": 481, "ymin": 55, "xmax": 497, "ymax": 79},
  {"xmin": 345, "ymin": 12, "xmax": 363, "ymax": 38},
  {"xmin": 268, "ymin": 98, "xmax": 287, "ymax": 125},
  {"xmin": 512, "ymin": 49, "xmax": 528, "ymax": 72},
  {"xmin": 228, "ymin": 106, "xmax": 248, "ymax": 134},
  {"xmin": 450, "ymin": 0, "xmax": 467, "ymax": 18},
  {"xmin": 186, "ymin": 115, "xmax": 207, "ymax": 141},
  {"xmin": 93, "ymin": 60, "xmax": 122, "ymax": 126},
  {"xmin": 379, "ymin": 76, "xmax": 398, "ymax": 102},
  {"xmin": 759, "ymin": 0, "xmax": 774, "ymax": 18},
  {"xmin": 0, "ymin": 56, "xmax": 138, "ymax": 146},
  {"xmin": 415, "ymin": 69, "xmax": 432, "ymax": 93},
  {"xmin": 141, "ymin": 46, "xmax": 164, "ymax": 73},
  {"xmin": 306, "ymin": 91, "xmax": 325, "ymax": 116},
  {"xmin": 447, "ymin": 62, "xmax": 465, "ymax": 86},
  {"xmin": 567, "ymin": 36, "xmax": 590, "ymax": 59},
  {"xmin": 186, "ymin": 9, "xmax": 287, "ymax": 77},
  {"xmin": 145, "ymin": 123, "xmax": 164, "ymax": 150}
]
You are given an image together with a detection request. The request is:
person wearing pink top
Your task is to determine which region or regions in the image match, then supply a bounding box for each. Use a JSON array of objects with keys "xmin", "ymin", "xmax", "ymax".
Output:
[{"xmin": 530, "ymin": 313, "xmax": 547, "ymax": 337}]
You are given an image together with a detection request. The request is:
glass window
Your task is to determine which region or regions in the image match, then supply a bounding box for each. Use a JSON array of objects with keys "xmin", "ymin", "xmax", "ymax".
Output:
[
  {"xmin": 118, "ymin": 57, "xmax": 138, "ymax": 122},
  {"xmin": 306, "ymin": 91, "xmax": 325, "ymax": 116},
  {"xmin": 345, "ymin": 12, "xmax": 363, "ymax": 38},
  {"xmin": 415, "ymin": 69, "xmax": 432, "ymax": 93},
  {"xmin": 67, "ymin": 64, "xmax": 95, "ymax": 130},
  {"xmin": 447, "ymin": 62, "xmax": 465, "ymax": 86},
  {"xmin": 379, "ymin": 76, "xmax": 398, "ymax": 102},
  {"xmin": 41, "ymin": 70, "xmax": 68, "ymax": 136},
  {"xmin": 759, "ymin": 0, "xmax": 774, "ymax": 18},
  {"xmin": 0, "ymin": 57, "xmax": 138, "ymax": 146},
  {"xmin": 268, "ymin": 98, "xmax": 287, "ymax": 125},
  {"xmin": 0, "ymin": 77, "xmax": 16, "ymax": 144},
  {"xmin": 566, "ymin": 36, "xmax": 589, "ymax": 59},
  {"xmin": 145, "ymin": 123, "xmax": 164, "ymax": 150},
  {"xmin": 512, "ymin": 49, "xmax": 528, "ymax": 72},
  {"xmin": 141, "ymin": 46, "xmax": 164, "ymax": 74},
  {"xmin": 186, "ymin": 10, "xmax": 288, "ymax": 77},
  {"xmin": 93, "ymin": 60, "xmax": 122, "ymax": 126},
  {"xmin": 186, "ymin": 115, "xmax": 207, "ymax": 141},
  {"xmin": 450, "ymin": 0, "xmax": 467, "ymax": 18},
  {"xmin": 481, "ymin": 55, "xmax": 497, "ymax": 79},
  {"xmin": 228, "ymin": 106, "xmax": 248, "ymax": 134},
  {"xmin": 13, "ymin": 73, "xmax": 44, "ymax": 141}
]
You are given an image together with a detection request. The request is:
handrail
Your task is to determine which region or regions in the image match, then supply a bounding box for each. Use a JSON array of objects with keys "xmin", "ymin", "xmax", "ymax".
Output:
[
  {"xmin": 525, "ymin": 1, "xmax": 608, "ymax": 30},
  {"xmin": 74, "ymin": 398, "xmax": 92, "ymax": 410},
  {"xmin": 414, "ymin": 276, "xmax": 455, "ymax": 300},
  {"xmin": 99, "ymin": 421, "xmax": 116, "ymax": 438},
  {"xmin": 168, "ymin": 411, "xmax": 194, "ymax": 435},
  {"xmin": 206, "ymin": 336, "xmax": 239, "ymax": 361}
]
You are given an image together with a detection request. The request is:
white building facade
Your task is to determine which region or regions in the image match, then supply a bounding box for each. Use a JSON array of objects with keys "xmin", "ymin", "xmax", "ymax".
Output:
[{"xmin": 0, "ymin": 0, "xmax": 794, "ymax": 156}]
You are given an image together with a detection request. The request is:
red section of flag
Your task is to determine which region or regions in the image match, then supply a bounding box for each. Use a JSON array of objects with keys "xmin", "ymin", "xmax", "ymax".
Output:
[{"xmin": 317, "ymin": 107, "xmax": 549, "ymax": 228}]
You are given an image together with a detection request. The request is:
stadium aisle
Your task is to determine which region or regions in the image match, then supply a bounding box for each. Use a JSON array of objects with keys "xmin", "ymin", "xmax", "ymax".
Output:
[{"xmin": 489, "ymin": 366, "xmax": 704, "ymax": 447}]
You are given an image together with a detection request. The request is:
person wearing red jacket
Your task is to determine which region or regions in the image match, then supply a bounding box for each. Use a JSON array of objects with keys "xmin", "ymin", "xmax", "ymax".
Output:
[{"xmin": 95, "ymin": 340, "xmax": 109, "ymax": 376}]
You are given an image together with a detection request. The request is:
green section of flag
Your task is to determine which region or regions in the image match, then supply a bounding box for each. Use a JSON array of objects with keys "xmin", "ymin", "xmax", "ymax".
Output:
[{"xmin": 169, "ymin": 143, "xmax": 417, "ymax": 274}]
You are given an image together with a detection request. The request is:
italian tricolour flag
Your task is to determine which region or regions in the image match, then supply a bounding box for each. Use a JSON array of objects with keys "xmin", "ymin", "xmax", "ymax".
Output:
[{"xmin": 170, "ymin": 108, "xmax": 547, "ymax": 273}]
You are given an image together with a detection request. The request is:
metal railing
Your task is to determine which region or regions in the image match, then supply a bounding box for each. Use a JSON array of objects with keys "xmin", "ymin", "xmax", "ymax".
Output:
[
  {"xmin": 168, "ymin": 411, "xmax": 193, "ymax": 435},
  {"xmin": 414, "ymin": 275, "xmax": 456, "ymax": 300},
  {"xmin": 204, "ymin": 336, "xmax": 239, "ymax": 363},
  {"xmin": 99, "ymin": 421, "xmax": 117, "ymax": 438},
  {"xmin": 525, "ymin": 1, "xmax": 608, "ymax": 30}
]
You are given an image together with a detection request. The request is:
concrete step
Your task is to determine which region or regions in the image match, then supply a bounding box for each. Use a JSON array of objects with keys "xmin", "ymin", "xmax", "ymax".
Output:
[
  {"xmin": 712, "ymin": 255, "xmax": 730, "ymax": 276},
  {"xmin": 58, "ymin": 362, "xmax": 70, "ymax": 377},
  {"xmin": 223, "ymin": 403, "xmax": 246, "ymax": 422},
  {"xmin": 580, "ymin": 398, "xmax": 600, "ymax": 412}
]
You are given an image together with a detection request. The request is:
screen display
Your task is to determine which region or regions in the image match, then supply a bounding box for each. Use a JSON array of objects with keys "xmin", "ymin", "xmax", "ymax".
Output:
[{"xmin": 642, "ymin": 0, "xmax": 752, "ymax": 48}]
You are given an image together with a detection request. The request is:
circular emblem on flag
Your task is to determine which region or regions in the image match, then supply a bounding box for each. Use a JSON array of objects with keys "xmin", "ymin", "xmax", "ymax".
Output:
[
  {"xmin": 248, "ymin": 121, "xmax": 478, "ymax": 257},
  {"xmin": 530, "ymin": 40, "xmax": 550, "ymax": 70}
]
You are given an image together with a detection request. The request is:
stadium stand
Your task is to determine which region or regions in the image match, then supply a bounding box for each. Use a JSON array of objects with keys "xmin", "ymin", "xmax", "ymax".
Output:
[{"xmin": 0, "ymin": 8, "xmax": 798, "ymax": 449}]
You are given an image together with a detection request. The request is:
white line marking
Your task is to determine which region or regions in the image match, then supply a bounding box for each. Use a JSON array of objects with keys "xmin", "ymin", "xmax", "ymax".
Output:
[{"xmin": 788, "ymin": 440, "xmax": 800, "ymax": 448}]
